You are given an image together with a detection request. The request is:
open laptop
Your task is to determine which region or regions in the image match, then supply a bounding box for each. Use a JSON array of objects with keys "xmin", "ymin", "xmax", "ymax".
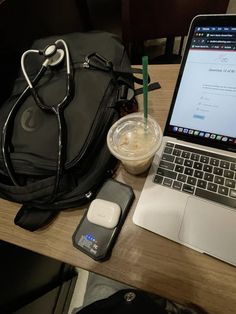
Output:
[{"xmin": 133, "ymin": 14, "xmax": 236, "ymax": 266}]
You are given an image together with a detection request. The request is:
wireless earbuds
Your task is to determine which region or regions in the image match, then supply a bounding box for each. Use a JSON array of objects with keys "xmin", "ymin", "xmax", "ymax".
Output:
[{"xmin": 87, "ymin": 199, "xmax": 121, "ymax": 229}]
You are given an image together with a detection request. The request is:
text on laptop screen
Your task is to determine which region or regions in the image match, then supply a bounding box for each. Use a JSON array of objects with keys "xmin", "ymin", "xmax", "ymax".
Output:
[{"xmin": 168, "ymin": 26, "xmax": 236, "ymax": 149}]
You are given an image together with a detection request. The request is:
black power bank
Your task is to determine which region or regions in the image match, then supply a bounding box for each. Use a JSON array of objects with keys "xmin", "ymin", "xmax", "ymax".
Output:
[{"xmin": 72, "ymin": 179, "xmax": 135, "ymax": 261}]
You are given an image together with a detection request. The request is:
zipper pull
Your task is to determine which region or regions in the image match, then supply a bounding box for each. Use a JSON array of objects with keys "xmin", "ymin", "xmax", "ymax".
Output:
[
  {"xmin": 85, "ymin": 191, "xmax": 93, "ymax": 199},
  {"xmin": 84, "ymin": 53, "xmax": 113, "ymax": 71}
]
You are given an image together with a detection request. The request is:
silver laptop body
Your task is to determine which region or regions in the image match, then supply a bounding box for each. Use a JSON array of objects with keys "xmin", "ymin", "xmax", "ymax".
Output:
[{"xmin": 133, "ymin": 15, "xmax": 236, "ymax": 266}]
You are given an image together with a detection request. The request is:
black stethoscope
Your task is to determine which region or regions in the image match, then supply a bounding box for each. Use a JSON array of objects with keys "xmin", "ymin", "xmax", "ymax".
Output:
[{"xmin": 2, "ymin": 39, "xmax": 74, "ymax": 199}]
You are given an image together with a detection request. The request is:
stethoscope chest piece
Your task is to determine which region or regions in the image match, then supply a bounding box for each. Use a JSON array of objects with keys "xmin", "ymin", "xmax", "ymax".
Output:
[{"xmin": 43, "ymin": 44, "xmax": 65, "ymax": 66}]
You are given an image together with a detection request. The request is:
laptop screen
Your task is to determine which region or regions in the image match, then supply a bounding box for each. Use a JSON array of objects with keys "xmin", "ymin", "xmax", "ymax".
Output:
[{"xmin": 165, "ymin": 15, "xmax": 236, "ymax": 152}]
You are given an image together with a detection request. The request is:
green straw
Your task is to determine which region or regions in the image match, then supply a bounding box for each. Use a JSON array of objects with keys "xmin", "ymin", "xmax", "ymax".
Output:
[{"xmin": 142, "ymin": 55, "xmax": 148, "ymax": 129}]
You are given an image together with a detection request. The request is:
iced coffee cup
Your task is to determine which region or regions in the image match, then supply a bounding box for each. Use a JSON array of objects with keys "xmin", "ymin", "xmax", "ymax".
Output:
[{"xmin": 107, "ymin": 112, "xmax": 162, "ymax": 175}]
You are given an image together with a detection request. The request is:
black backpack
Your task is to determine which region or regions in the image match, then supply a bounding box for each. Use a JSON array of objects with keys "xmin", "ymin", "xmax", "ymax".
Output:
[
  {"xmin": 75, "ymin": 289, "xmax": 199, "ymax": 314},
  {"xmin": 0, "ymin": 32, "xmax": 141, "ymax": 231}
]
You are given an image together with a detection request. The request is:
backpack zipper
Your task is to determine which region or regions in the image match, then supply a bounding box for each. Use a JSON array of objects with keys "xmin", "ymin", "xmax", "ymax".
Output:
[{"xmin": 66, "ymin": 80, "xmax": 117, "ymax": 170}]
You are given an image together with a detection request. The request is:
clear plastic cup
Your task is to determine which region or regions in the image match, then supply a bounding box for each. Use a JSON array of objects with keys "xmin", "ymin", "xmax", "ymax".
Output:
[{"xmin": 107, "ymin": 112, "xmax": 163, "ymax": 175}]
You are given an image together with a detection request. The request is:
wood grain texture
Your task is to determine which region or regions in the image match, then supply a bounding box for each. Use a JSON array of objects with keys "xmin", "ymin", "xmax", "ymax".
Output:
[{"xmin": 0, "ymin": 65, "xmax": 235, "ymax": 314}]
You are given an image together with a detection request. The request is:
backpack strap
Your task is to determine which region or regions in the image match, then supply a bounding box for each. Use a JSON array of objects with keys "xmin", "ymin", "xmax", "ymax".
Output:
[
  {"xmin": 83, "ymin": 52, "xmax": 161, "ymax": 93},
  {"xmin": 83, "ymin": 52, "xmax": 149, "ymax": 84},
  {"xmin": 14, "ymin": 204, "xmax": 59, "ymax": 231},
  {"xmin": 135, "ymin": 82, "xmax": 161, "ymax": 96}
]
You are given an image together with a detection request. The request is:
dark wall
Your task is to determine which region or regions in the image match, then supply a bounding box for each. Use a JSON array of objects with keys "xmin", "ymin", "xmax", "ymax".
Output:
[{"xmin": 0, "ymin": 0, "xmax": 91, "ymax": 103}]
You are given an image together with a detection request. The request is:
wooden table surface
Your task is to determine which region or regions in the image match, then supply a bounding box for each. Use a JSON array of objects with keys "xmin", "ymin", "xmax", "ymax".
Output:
[{"xmin": 0, "ymin": 65, "xmax": 236, "ymax": 314}]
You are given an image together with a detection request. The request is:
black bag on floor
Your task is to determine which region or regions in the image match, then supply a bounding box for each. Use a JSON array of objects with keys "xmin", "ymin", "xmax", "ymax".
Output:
[
  {"xmin": 76, "ymin": 289, "xmax": 201, "ymax": 314},
  {"xmin": 0, "ymin": 32, "xmax": 139, "ymax": 231}
]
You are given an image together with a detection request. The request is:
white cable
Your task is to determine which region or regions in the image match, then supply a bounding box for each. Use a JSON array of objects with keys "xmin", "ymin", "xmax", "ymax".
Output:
[{"xmin": 21, "ymin": 49, "xmax": 39, "ymax": 88}]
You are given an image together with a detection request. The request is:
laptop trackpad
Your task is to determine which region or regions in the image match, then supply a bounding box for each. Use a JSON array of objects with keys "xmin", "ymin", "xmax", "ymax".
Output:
[{"xmin": 179, "ymin": 197, "xmax": 236, "ymax": 265}]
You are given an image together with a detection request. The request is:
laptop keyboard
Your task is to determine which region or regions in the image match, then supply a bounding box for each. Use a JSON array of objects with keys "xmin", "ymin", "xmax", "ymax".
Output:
[{"xmin": 154, "ymin": 142, "xmax": 236, "ymax": 208}]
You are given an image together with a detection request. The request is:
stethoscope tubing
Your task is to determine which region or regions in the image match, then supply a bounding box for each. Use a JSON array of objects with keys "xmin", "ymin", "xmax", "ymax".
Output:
[
  {"xmin": 2, "ymin": 65, "xmax": 47, "ymax": 186},
  {"xmin": 2, "ymin": 39, "xmax": 73, "ymax": 202}
]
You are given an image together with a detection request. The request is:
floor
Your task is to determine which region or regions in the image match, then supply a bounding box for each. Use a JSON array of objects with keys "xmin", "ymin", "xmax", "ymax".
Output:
[
  {"xmin": 67, "ymin": 268, "xmax": 203, "ymax": 314},
  {"xmin": 68, "ymin": 267, "xmax": 132, "ymax": 313},
  {"xmin": 68, "ymin": 268, "xmax": 89, "ymax": 313}
]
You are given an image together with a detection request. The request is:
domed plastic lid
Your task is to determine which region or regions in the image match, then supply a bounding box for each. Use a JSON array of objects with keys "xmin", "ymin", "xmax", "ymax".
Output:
[{"xmin": 107, "ymin": 112, "xmax": 163, "ymax": 161}]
